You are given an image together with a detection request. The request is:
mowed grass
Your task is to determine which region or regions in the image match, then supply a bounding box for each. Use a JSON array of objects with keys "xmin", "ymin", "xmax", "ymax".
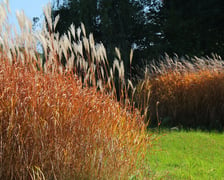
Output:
[{"xmin": 149, "ymin": 130, "xmax": 224, "ymax": 179}]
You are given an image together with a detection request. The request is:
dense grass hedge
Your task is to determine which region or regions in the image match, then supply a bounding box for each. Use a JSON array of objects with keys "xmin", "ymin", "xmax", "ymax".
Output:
[{"xmin": 136, "ymin": 57, "xmax": 224, "ymax": 131}]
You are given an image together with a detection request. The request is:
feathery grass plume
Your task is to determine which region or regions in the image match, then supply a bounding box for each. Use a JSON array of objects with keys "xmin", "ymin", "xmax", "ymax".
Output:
[
  {"xmin": 76, "ymin": 27, "xmax": 81, "ymax": 40},
  {"xmin": 43, "ymin": 3, "xmax": 53, "ymax": 32},
  {"xmin": 0, "ymin": 1, "xmax": 7, "ymax": 28},
  {"xmin": 115, "ymin": 47, "xmax": 121, "ymax": 61},
  {"xmin": 130, "ymin": 48, "xmax": 133, "ymax": 65},
  {"xmin": 81, "ymin": 22, "xmax": 86, "ymax": 37},
  {"xmin": 0, "ymin": 1, "xmax": 157, "ymax": 179},
  {"xmin": 53, "ymin": 14, "xmax": 60, "ymax": 31},
  {"xmin": 69, "ymin": 23, "xmax": 76, "ymax": 40},
  {"xmin": 129, "ymin": 48, "xmax": 134, "ymax": 79}
]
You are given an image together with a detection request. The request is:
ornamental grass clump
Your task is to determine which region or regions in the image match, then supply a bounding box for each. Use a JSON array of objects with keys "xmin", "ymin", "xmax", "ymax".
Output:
[
  {"xmin": 137, "ymin": 55, "xmax": 224, "ymax": 130},
  {"xmin": 0, "ymin": 1, "xmax": 155, "ymax": 179},
  {"xmin": 0, "ymin": 61, "xmax": 153, "ymax": 179}
]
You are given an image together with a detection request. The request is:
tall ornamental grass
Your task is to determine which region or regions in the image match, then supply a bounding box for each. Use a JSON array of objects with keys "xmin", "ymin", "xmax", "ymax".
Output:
[
  {"xmin": 0, "ymin": 1, "xmax": 155, "ymax": 179},
  {"xmin": 136, "ymin": 55, "xmax": 224, "ymax": 130}
]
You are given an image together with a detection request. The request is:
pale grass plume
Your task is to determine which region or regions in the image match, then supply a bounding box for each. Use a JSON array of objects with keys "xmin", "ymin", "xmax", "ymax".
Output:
[
  {"xmin": 100, "ymin": 66, "xmax": 105, "ymax": 79},
  {"xmin": 66, "ymin": 53, "xmax": 75, "ymax": 71},
  {"xmin": 77, "ymin": 41, "xmax": 83, "ymax": 57},
  {"xmin": 81, "ymin": 22, "xmax": 86, "ymax": 37},
  {"xmin": 67, "ymin": 31, "xmax": 71, "ymax": 43},
  {"xmin": 76, "ymin": 27, "xmax": 81, "ymax": 40},
  {"xmin": 97, "ymin": 79, "xmax": 103, "ymax": 91},
  {"xmin": 43, "ymin": 3, "xmax": 53, "ymax": 31},
  {"xmin": 120, "ymin": 61, "xmax": 125, "ymax": 81},
  {"xmin": 113, "ymin": 59, "xmax": 120, "ymax": 73},
  {"xmin": 110, "ymin": 68, "xmax": 113, "ymax": 79},
  {"xmin": 130, "ymin": 48, "xmax": 133, "ymax": 65},
  {"xmin": 95, "ymin": 44, "xmax": 101, "ymax": 62},
  {"xmin": 69, "ymin": 23, "xmax": 76, "ymax": 40},
  {"xmin": 7, "ymin": 50, "xmax": 13, "ymax": 64},
  {"xmin": 89, "ymin": 33, "xmax": 96, "ymax": 61},
  {"xmin": 128, "ymin": 79, "xmax": 134, "ymax": 90},
  {"xmin": 89, "ymin": 33, "xmax": 95, "ymax": 48},
  {"xmin": 83, "ymin": 36, "xmax": 90, "ymax": 53},
  {"xmin": 83, "ymin": 60, "xmax": 89, "ymax": 72},
  {"xmin": 53, "ymin": 14, "xmax": 60, "ymax": 31},
  {"xmin": 53, "ymin": 34, "xmax": 60, "ymax": 52},
  {"xmin": 115, "ymin": 47, "xmax": 121, "ymax": 60},
  {"xmin": 0, "ymin": 1, "xmax": 8, "ymax": 27},
  {"xmin": 72, "ymin": 41, "xmax": 83, "ymax": 57}
]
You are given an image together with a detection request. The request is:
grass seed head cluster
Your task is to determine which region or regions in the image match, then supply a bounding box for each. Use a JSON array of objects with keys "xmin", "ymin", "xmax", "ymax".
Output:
[{"xmin": 0, "ymin": 1, "xmax": 154, "ymax": 179}]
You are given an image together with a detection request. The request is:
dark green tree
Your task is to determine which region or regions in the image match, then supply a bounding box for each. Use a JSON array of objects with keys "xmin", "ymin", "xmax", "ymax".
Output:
[
  {"xmin": 51, "ymin": 0, "xmax": 99, "ymax": 37},
  {"xmin": 159, "ymin": 0, "xmax": 224, "ymax": 58}
]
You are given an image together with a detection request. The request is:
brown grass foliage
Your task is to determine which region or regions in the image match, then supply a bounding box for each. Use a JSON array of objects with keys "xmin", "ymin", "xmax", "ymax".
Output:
[
  {"xmin": 0, "ymin": 2, "xmax": 155, "ymax": 179},
  {"xmin": 137, "ymin": 56, "xmax": 224, "ymax": 130},
  {"xmin": 0, "ymin": 60, "xmax": 153, "ymax": 179}
]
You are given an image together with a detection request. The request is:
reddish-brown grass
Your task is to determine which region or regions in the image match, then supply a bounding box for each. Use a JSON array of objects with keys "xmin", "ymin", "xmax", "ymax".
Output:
[
  {"xmin": 0, "ymin": 1, "xmax": 155, "ymax": 179},
  {"xmin": 137, "ymin": 56, "xmax": 224, "ymax": 130},
  {"xmin": 0, "ymin": 60, "xmax": 154, "ymax": 179}
]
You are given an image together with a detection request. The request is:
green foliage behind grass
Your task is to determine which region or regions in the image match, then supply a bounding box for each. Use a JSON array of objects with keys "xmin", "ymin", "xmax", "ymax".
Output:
[{"xmin": 149, "ymin": 130, "xmax": 224, "ymax": 179}]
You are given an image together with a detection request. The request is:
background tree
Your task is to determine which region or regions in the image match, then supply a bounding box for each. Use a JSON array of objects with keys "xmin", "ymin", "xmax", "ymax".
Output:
[{"xmin": 159, "ymin": 0, "xmax": 224, "ymax": 58}]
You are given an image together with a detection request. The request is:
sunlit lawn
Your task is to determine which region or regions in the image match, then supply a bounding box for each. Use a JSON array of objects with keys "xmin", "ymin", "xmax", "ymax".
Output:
[{"xmin": 149, "ymin": 130, "xmax": 224, "ymax": 179}]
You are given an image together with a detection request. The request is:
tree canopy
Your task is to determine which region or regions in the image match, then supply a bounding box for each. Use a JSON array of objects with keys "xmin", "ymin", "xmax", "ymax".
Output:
[{"xmin": 160, "ymin": 0, "xmax": 224, "ymax": 58}]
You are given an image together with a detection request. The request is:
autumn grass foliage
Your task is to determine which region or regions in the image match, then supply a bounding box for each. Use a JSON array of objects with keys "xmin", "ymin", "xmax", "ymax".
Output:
[
  {"xmin": 137, "ymin": 55, "xmax": 224, "ymax": 130},
  {"xmin": 1, "ymin": 61, "xmax": 152, "ymax": 179},
  {"xmin": 0, "ymin": 1, "xmax": 154, "ymax": 179}
]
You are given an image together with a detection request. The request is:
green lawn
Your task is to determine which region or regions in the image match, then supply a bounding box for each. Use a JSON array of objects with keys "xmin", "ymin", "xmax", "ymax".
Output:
[{"xmin": 149, "ymin": 130, "xmax": 224, "ymax": 179}]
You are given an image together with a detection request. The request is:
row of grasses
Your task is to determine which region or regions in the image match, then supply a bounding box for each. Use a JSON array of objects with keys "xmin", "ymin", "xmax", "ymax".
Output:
[
  {"xmin": 136, "ymin": 55, "xmax": 224, "ymax": 130},
  {"xmin": 0, "ymin": 2, "xmax": 155, "ymax": 179}
]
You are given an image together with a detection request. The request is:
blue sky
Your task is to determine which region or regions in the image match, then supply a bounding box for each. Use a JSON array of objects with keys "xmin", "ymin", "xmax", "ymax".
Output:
[{"xmin": 1, "ymin": 0, "xmax": 53, "ymax": 28}]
